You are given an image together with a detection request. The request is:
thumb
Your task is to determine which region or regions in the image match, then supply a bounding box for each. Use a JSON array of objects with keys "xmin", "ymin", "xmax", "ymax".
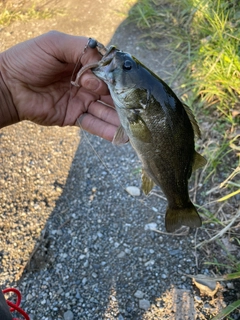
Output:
[{"xmin": 80, "ymin": 71, "xmax": 109, "ymax": 94}]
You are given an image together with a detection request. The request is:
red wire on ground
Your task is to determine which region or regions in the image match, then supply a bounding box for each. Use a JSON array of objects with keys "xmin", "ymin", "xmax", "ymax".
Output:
[{"xmin": 2, "ymin": 288, "xmax": 30, "ymax": 320}]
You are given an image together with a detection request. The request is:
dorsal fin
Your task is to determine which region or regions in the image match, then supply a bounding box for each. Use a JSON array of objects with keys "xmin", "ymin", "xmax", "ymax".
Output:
[
  {"xmin": 183, "ymin": 103, "xmax": 201, "ymax": 138},
  {"xmin": 192, "ymin": 151, "xmax": 207, "ymax": 171}
]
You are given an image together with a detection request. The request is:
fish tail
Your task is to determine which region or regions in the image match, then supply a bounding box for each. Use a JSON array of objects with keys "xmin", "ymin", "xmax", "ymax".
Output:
[{"xmin": 165, "ymin": 202, "xmax": 202, "ymax": 233}]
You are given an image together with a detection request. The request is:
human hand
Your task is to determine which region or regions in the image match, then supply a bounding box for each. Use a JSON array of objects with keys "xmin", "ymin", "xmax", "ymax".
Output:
[{"xmin": 0, "ymin": 31, "xmax": 120, "ymax": 141}]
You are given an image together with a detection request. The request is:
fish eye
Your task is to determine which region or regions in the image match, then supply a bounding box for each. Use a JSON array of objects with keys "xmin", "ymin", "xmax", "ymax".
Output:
[{"xmin": 123, "ymin": 60, "xmax": 132, "ymax": 70}]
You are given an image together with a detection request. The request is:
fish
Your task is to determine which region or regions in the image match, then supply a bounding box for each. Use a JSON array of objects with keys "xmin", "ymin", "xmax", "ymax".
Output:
[{"xmin": 92, "ymin": 46, "xmax": 207, "ymax": 233}]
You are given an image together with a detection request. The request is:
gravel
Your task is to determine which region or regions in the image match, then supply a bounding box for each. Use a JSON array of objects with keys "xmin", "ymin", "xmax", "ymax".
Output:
[{"xmin": 0, "ymin": 123, "xmax": 204, "ymax": 318}]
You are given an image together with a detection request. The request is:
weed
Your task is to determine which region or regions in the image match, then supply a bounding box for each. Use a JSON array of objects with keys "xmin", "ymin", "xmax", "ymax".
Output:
[
  {"xmin": 128, "ymin": 0, "xmax": 167, "ymax": 28},
  {"xmin": 0, "ymin": 3, "xmax": 65, "ymax": 27}
]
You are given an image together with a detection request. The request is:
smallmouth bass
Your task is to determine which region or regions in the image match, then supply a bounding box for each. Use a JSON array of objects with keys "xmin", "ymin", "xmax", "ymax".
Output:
[{"xmin": 92, "ymin": 46, "xmax": 206, "ymax": 233}]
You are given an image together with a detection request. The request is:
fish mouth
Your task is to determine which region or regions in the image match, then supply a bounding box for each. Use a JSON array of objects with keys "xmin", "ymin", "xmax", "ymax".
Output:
[
  {"xmin": 92, "ymin": 46, "xmax": 119, "ymax": 83},
  {"xmin": 98, "ymin": 46, "xmax": 119, "ymax": 67}
]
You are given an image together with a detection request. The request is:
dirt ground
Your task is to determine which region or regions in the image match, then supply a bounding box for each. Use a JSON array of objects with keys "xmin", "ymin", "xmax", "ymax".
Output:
[{"xmin": 0, "ymin": 0, "xmax": 238, "ymax": 319}]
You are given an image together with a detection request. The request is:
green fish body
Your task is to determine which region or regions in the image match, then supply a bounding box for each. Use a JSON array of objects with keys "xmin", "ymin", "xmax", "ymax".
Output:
[{"xmin": 93, "ymin": 49, "xmax": 206, "ymax": 232}]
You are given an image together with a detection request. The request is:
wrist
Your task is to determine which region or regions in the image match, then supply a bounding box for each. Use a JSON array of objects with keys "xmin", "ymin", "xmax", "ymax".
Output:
[{"xmin": 0, "ymin": 56, "xmax": 19, "ymax": 128}]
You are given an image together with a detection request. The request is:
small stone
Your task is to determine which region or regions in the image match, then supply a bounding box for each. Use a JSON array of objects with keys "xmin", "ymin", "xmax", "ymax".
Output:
[
  {"xmin": 161, "ymin": 274, "xmax": 167, "ymax": 279},
  {"xmin": 144, "ymin": 260, "xmax": 155, "ymax": 266},
  {"xmin": 58, "ymin": 288, "xmax": 63, "ymax": 294},
  {"xmin": 82, "ymin": 277, "xmax": 87, "ymax": 285},
  {"xmin": 56, "ymin": 186, "xmax": 62, "ymax": 193},
  {"xmin": 168, "ymin": 249, "xmax": 181, "ymax": 256},
  {"xmin": 226, "ymin": 282, "xmax": 234, "ymax": 289},
  {"xmin": 117, "ymin": 251, "xmax": 125, "ymax": 258},
  {"xmin": 126, "ymin": 186, "xmax": 141, "ymax": 196},
  {"xmin": 90, "ymin": 297, "xmax": 98, "ymax": 303},
  {"xmin": 144, "ymin": 223, "xmax": 157, "ymax": 231},
  {"xmin": 64, "ymin": 310, "xmax": 74, "ymax": 320},
  {"xmin": 194, "ymin": 295, "xmax": 202, "ymax": 302},
  {"xmin": 134, "ymin": 290, "xmax": 144, "ymax": 299},
  {"xmin": 57, "ymin": 230, "xmax": 63, "ymax": 236},
  {"xmin": 83, "ymin": 260, "xmax": 89, "ymax": 268},
  {"xmin": 114, "ymin": 242, "xmax": 120, "ymax": 248},
  {"xmin": 139, "ymin": 299, "xmax": 150, "ymax": 310},
  {"xmin": 26, "ymin": 293, "xmax": 32, "ymax": 300}
]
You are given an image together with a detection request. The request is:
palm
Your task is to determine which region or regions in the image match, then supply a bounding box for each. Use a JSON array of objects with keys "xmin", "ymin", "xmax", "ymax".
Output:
[{"xmin": 1, "ymin": 32, "xmax": 119, "ymax": 140}]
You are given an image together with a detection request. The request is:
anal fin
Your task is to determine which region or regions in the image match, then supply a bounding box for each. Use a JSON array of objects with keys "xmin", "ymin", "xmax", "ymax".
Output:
[{"xmin": 141, "ymin": 169, "xmax": 155, "ymax": 195}]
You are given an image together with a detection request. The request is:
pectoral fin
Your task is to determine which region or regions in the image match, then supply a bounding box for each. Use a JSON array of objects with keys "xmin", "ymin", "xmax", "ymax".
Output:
[
  {"xmin": 112, "ymin": 125, "xmax": 129, "ymax": 145},
  {"xmin": 192, "ymin": 151, "xmax": 207, "ymax": 171},
  {"xmin": 141, "ymin": 169, "xmax": 155, "ymax": 195},
  {"xmin": 128, "ymin": 115, "xmax": 152, "ymax": 143}
]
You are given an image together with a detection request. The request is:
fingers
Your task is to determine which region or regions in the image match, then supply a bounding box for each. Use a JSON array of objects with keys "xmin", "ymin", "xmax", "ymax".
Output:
[
  {"xmin": 87, "ymin": 100, "xmax": 120, "ymax": 127},
  {"xmin": 76, "ymin": 114, "xmax": 118, "ymax": 141},
  {"xmin": 100, "ymin": 95, "xmax": 114, "ymax": 107},
  {"xmin": 75, "ymin": 99, "xmax": 120, "ymax": 141}
]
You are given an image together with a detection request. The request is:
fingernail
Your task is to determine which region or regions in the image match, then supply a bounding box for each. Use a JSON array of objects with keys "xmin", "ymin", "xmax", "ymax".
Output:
[
  {"xmin": 75, "ymin": 115, "xmax": 85, "ymax": 127},
  {"xmin": 85, "ymin": 78, "xmax": 100, "ymax": 91}
]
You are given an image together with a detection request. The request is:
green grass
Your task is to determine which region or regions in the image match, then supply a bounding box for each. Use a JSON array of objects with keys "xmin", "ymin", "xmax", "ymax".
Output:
[
  {"xmin": 0, "ymin": 3, "xmax": 64, "ymax": 27},
  {"xmin": 128, "ymin": 0, "xmax": 167, "ymax": 28},
  {"xmin": 130, "ymin": 0, "xmax": 240, "ymax": 121},
  {"xmin": 212, "ymin": 299, "xmax": 240, "ymax": 320}
]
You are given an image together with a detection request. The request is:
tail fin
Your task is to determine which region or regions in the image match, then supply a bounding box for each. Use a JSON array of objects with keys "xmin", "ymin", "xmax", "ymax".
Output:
[{"xmin": 165, "ymin": 202, "xmax": 202, "ymax": 233}]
